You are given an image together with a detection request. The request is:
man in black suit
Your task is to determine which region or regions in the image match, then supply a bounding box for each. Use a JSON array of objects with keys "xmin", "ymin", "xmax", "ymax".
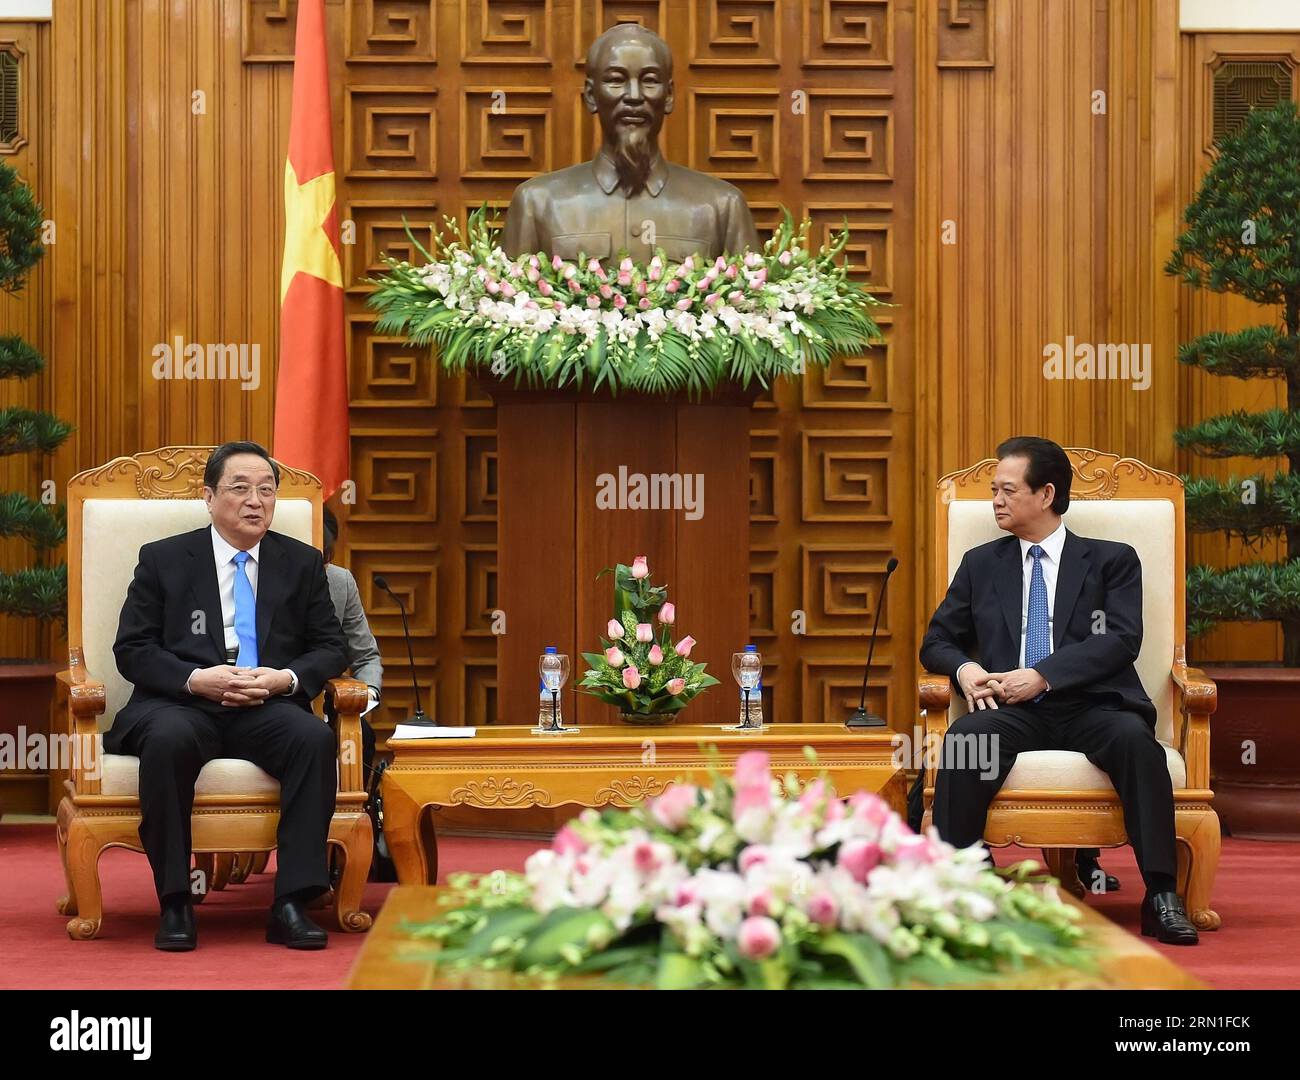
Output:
[
  {"xmin": 920, "ymin": 436, "xmax": 1197, "ymax": 944},
  {"xmin": 107, "ymin": 441, "xmax": 348, "ymax": 951}
]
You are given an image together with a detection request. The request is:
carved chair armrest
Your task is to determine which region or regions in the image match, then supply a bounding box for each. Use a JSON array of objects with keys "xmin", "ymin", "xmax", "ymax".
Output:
[
  {"xmin": 324, "ymin": 677, "xmax": 369, "ymax": 796},
  {"xmin": 56, "ymin": 648, "xmax": 108, "ymax": 796},
  {"xmin": 1171, "ymin": 658, "xmax": 1216, "ymax": 789},
  {"xmin": 918, "ymin": 671, "xmax": 952, "ymax": 808},
  {"xmin": 919, "ymin": 671, "xmax": 952, "ymax": 714}
]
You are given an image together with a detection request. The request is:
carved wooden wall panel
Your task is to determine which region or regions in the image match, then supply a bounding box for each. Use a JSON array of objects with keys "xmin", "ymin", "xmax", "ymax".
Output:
[
  {"xmin": 7, "ymin": 1, "xmax": 1264, "ymax": 740},
  {"xmin": 332, "ymin": 0, "xmax": 918, "ymax": 734}
]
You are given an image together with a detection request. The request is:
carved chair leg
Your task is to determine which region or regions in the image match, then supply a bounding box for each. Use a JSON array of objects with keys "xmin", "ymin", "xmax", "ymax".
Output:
[
  {"xmin": 1042, "ymin": 848, "xmax": 1085, "ymax": 899},
  {"xmin": 55, "ymin": 805, "xmax": 78, "ymax": 917},
  {"xmin": 250, "ymin": 851, "xmax": 271, "ymax": 875},
  {"xmin": 1177, "ymin": 807, "xmax": 1222, "ymax": 931},
  {"xmin": 192, "ymin": 853, "xmax": 215, "ymax": 902},
  {"xmin": 64, "ymin": 816, "xmax": 104, "ymax": 940},
  {"xmin": 229, "ymin": 852, "xmax": 254, "ymax": 884},
  {"xmin": 331, "ymin": 814, "xmax": 374, "ymax": 932},
  {"xmin": 210, "ymin": 852, "xmax": 235, "ymax": 891}
]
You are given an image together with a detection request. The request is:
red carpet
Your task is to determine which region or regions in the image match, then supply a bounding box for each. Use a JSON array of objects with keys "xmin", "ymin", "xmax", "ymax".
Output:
[
  {"xmin": 0, "ymin": 824, "xmax": 537, "ymax": 990},
  {"xmin": 1, "ymin": 824, "xmax": 1296, "ymax": 989}
]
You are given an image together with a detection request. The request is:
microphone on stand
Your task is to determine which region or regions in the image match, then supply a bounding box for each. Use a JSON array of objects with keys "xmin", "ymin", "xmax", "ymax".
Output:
[
  {"xmin": 373, "ymin": 575, "xmax": 434, "ymax": 727},
  {"xmin": 846, "ymin": 556, "xmax": 899, "ymax": 729}
]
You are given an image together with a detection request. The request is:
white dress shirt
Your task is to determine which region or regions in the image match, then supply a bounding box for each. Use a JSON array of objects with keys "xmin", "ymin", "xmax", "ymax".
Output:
[{"xmin": 186, "ymin": 524, "xmax": 297, "ymax": 695}]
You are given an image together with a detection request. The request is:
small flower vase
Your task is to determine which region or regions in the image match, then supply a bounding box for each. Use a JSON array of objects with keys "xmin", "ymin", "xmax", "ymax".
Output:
[{"xmin": 618, "ymin": 710, "xmax": 672, "ymax": 726}]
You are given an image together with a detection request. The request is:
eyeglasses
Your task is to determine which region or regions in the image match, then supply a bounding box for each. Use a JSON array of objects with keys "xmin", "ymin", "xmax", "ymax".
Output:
[{"xmin": 219, "ymin": 483, "xmax": 278, "ymax": 500}]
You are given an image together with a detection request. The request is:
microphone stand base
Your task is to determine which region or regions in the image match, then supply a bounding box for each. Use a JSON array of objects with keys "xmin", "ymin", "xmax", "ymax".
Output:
[
  {"xmin": 845, "ymin": 708, "xmax": 888, "ymax": 729},
  {"xmin": 402, "ymin": 711, "xmax": 437, "ymax": 728}
]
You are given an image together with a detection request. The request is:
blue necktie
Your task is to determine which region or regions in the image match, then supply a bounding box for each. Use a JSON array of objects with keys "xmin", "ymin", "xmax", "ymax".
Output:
[
  {"xmin": 1025, "ymin": 544, "xmax": 1049, "ymax": 701},
  {"xmin": 232, "ymin": 550, "xmax": 258, "ymax": 668}
]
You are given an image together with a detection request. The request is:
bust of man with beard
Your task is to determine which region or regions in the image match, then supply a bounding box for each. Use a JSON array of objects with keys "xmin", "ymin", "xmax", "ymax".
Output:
[{"xmin": 502, "ymin": 24, "xmax": 759, "ymax": 264}]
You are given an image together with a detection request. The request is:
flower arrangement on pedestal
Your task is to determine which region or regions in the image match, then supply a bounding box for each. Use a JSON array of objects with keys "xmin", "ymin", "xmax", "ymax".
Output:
[
  {"xmin": 366, "ymin": 207, "xmax": 883, "ymax": 396},
  {"xmin": 577, "ymin": 555, "xmax": 718, "ymax": 722},
  {"xmin": 407, "ymin": 752, "xmax": 1092, "ymax": 990}
]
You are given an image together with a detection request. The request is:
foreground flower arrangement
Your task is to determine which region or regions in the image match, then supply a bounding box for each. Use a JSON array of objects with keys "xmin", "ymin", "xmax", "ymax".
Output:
[
  {"xmin": 406, "ymin": 752, "xmax": 1092, "ymax": 989},
  {"xmin": 367, "ymin": 207, "xmax": 883, "ymax": 396},
  {"xmin": 578, "ymin": 555, "xmax": 718, "ymax": 720}
]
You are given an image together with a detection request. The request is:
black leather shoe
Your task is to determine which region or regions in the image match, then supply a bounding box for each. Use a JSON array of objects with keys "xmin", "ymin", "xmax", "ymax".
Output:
[
  {"xmin": 266, "ymin": 898, "xmax": 328, "ymax": 950},
  {"xmin": 154, "ymin": 897, "xmax": 197, "ymax": 952},
  {"xmin": 1076, "ymin": 854, "xmax": 1121, "ymax": 893},
  {"xmin": 1141, "ymin": 891, "xmax": 1199, "ymax": 945}
]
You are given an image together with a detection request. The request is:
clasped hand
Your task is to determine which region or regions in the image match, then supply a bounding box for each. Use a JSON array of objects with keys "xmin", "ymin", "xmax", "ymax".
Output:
[
  {"xmin": 957, "ymin": 664, "xmax": 1048, "ymax": 710},
  {"xmin": 190, "ymin": 666, "xmax": 291, "ymax": 707}
]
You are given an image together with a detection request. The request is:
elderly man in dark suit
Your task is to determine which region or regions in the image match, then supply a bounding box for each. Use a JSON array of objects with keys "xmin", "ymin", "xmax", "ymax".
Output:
[
  {"xmin": 920, "ymin": 436, "xmax": 1197, "ymax": 944},
  {"xmin": 107, "ymin": 441, "xmax": 347, "ymax": 952}
]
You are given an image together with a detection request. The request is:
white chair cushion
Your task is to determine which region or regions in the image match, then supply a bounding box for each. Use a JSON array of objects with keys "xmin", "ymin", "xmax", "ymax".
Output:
[
  {"xmin": 101, "ymin": 753, "xmax": 281, "ymax": 798},
  {"xmin": 1001, "ymin": 743, "xmax": 1186, "ymax": 792},
  {"xmin": 81, "ymin": 499, "xmax": 315, "ymax": 729},
  {"xmin": 945, "ymin": 500, "xmax": 1177, "ymax": 746}
]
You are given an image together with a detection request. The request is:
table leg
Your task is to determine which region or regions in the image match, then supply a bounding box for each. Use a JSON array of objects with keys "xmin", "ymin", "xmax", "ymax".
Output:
[
  {"xmin": 420, "ymin": 805, "xmax": 440, "ymax": 885},
  {"xmin": 881, "ymin": 769, "xmax": 908, "ymax": 818},
  {"xmin": 382, "ymin": 777, "xmax": 436, "ymax": 885}
]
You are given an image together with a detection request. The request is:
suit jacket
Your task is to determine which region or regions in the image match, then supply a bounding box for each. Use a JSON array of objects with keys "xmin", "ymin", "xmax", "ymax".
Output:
[
  {"xmin": 326, "ymin": 562, "xmax": 383, "ymax": 693},
  {"xmin": 502, "ymin": 151, "xmax": 759, "ymax": 263},
  {"xmin": 919, "ymin": 529, "xmax": 1155, "ymax": 726},
  {"xmin": 106, "ymin": 526, "xmax": 348, "ymax": 751}
]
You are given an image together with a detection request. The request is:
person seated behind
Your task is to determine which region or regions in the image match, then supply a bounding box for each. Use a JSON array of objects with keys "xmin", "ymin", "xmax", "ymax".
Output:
[
  {"xmin": 919, "ymin": 436, "xmax": 1197, "ymax": 944},
  {"xmin": 107, "ymin": 441, "xmax": 347, "ymax": 952},
  {"xmin": 321, "ymin": 507, "xmax": 382, "ymax": 777}
]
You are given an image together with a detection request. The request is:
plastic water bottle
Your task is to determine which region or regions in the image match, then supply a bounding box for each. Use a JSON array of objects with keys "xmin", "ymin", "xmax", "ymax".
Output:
[
  {"xmin": 539, "ymin": 646, "xmax": 562, "ymax": 728},
  {"xmin": 538, "ymin": 680, "xmax": 559, "ymax": 729},
  {"xmin": 738, "ymin": 644, "xmax": 763, "ymax": 728}
]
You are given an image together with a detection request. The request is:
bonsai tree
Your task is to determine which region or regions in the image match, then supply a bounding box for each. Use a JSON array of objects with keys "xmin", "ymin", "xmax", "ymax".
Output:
[
  {"xmin": 0, "ymin": 160, "xmax": 70, "ymax": 624},
  {"xmin": 1166, "ymin": 101, "xmax": 1300, "ymax": 666}
]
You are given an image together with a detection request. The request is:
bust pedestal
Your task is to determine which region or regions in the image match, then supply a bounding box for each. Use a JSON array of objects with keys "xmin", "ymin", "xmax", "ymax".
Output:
[{"xmin": 490, "ymin": 378, "xmax": 755, "ymax": 729}]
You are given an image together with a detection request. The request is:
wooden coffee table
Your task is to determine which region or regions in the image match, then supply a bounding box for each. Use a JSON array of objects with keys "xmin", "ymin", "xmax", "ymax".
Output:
[
  {"xmin": 346, "ymin": 885, "xmax": 1207, "ymax": 990},
  {"xmin": 381, "ymin": 723, "xmax": 905, "ymax": 884}
]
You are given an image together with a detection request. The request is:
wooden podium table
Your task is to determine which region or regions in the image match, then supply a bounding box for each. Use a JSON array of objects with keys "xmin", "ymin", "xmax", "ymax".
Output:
[
  {"xmin": 382, "ymin": 723, "xmax": 905, "ymax": 885},
  {"xmin": 492, "ymin": 381, "xmax": 757, "ymax": 730},
  {"xmin": 347, "ymin": 886, "xmax": 1206, "ymax": 990}
]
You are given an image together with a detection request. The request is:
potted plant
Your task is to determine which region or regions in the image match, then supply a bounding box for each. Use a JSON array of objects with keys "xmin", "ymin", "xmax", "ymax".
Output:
[
  {"xmin": 0, "ymin": 162, "xmax": 71, "ymax": 814},
  {"xmin": 578, "ymin": 555, "xmax": 718, "ymax": 724},
  {"xmin": 1165, "ymin": 100, "xmax": 1300, "ymax": 839}
]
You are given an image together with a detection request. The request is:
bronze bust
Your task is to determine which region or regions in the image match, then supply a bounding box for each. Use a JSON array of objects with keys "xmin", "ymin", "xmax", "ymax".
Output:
[{"xmin": 502, "ymin": 25, "xmax": 759, "ymax": 263}]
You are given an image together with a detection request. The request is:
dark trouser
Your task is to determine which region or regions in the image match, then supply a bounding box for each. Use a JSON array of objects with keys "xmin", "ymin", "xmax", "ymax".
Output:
[
  {"xmin": 931, "ymin": 695, "xmax": 1177, "ymax": 887},
  {"xmin": 115, "ymin": 700, "xmax": 337, "ymax": 903}
]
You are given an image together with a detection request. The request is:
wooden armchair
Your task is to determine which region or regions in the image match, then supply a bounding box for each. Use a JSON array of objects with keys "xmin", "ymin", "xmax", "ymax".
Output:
[
  {"xmin": 918, "ymin": 449, "xmax": 1221, "ymax": 931},
  {"xmin": 53, "ymin": 447, "xmax": 373, "ymax": 939}
]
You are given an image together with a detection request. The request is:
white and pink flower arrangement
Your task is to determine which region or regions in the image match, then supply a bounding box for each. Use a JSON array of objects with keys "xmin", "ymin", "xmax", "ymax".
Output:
[
  {"xmin": 577, "ymin": 555, "xmax": 718, "ymax": 722},
  {"xmin": 410, "ymin": 751, "xmax": 1092, "ymax": 990},
  {"xmin": 367, "ymin": 207, "xmax": 882, "ymax": 396}
]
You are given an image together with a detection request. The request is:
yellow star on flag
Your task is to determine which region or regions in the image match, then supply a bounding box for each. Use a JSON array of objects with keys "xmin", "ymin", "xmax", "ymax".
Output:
[{"xmin": 280, "ymin": 160, "xmax": 343, "ymax": 301}]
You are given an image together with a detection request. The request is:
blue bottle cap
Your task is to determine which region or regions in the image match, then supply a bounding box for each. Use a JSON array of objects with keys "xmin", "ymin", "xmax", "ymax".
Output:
[
  {"xmin": 745, "ymin": 643, "xmax": 757, "ymax": 651},
  {"xmin": 544, "ymin": 645, "xmax": 557, "ymax": 653}
]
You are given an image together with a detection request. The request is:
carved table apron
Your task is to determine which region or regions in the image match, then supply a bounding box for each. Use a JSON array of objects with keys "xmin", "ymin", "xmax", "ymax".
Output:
[{"xmin": 381, "ymin": 724, "xmax": 905, "ymax": 884}]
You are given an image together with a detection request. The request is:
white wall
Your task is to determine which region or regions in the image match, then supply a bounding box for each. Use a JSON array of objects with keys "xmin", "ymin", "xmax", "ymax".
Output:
[
  {"xmin": 0, "ymin": 1, "xmax": 52, "ymax": 18},
  {"xmin": 1182, "ymin": 0, "xmax": 1300, "ymax": 30}
]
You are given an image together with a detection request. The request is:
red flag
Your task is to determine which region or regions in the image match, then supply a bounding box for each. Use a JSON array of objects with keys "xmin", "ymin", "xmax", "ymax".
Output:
[{"xmin": 274, "ymin": 0, "xmax": 347, "ymax": 498}]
